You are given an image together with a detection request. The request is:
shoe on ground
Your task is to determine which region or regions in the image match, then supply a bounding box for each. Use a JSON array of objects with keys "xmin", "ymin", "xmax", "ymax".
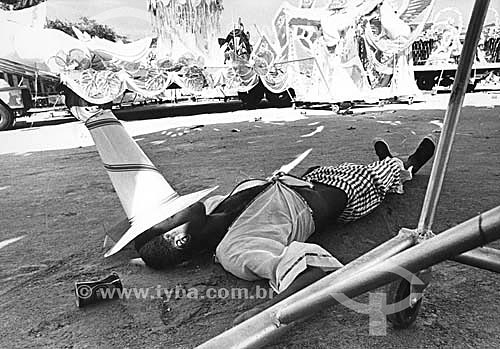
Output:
[
  {"xmin": 373, "ymin": 138, "xmax": 393, "ymax": 161},
  {"xmin": 406, "ymin": 135, "xmax": 436, "ymax": 175}
]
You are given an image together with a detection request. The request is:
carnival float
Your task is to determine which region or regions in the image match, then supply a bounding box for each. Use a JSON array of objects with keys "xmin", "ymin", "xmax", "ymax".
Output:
[
  {"xmin": 2, "ymin": 0, "xmax": 500, "ymax": 129},
  {"xmin": 0, "ymin": 0, "xmax": 229, "ymax": 125},
  {"xmin": 269, "ymin": 0, "xmax": 436, "ymax": 108}
]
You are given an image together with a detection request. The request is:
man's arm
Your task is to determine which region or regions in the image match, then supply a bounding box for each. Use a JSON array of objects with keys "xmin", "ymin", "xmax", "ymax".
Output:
[{"xmin": 198, "ymin": 184, "xmax": 270, "ymax": 250}]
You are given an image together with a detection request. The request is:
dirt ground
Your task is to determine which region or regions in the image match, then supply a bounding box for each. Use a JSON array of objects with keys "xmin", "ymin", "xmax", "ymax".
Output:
[{"xmin": 0, "ymin": 100, "xmax": 499, "ymax": 348}]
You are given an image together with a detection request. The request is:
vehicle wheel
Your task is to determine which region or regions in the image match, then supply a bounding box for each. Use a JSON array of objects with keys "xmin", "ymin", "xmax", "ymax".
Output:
[
  {"xmin": 265, "ymin": 88, "xmax": 295, "ymax": 107},
  {"xmin": 416, "ymin": 75, "xmax": 434, "ymax": 91},
  {"xmin": 466, "ymin": 81, "xmax": 477, "ymax": 93},
  {"xmin": 331, "ymin": 104, "xmax": 340, "ymax": 113},
  {"xmin": 0, "ymin": 104, "xmax": 15, "ymax": 131},
  {"xmin": 386, "ymin": 278, "xmax": 423, "ymax": 329},
  {"xmin": 339, "ymin": 101, "xmax": 354, "ymax": 110},
  {"xmin": 238, "ymin": 81, "xmax": 265, "ymax": 108}
]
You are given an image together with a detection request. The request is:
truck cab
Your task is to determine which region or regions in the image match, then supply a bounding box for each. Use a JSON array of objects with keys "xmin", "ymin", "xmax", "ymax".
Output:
[{"xmin": 0, "ymin": 78, "xmax": 33, "ymax": 130}]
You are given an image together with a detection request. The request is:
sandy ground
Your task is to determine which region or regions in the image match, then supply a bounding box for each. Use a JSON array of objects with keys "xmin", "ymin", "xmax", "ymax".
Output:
[{"xmin": 0, "ymin": 94, "xmax": 499, "ymax": 348}]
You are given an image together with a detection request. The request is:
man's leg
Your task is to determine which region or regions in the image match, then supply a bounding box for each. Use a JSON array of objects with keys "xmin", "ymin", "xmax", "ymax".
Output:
[
  {"xmin": 374, "ymin": 135, "xmax": 436, "ymax": 174},
  {"xmin": 371, "ymin": 135, "xmax": 436, "ymax": 194},
  {"xmin": 233, "ymin": 137, "xmax": 436, "ymax": 325}
]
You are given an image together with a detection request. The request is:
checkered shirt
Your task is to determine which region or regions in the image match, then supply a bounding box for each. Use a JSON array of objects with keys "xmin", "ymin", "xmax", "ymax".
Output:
[{"xmin": 302, "ymin": 157, "xmax": 404, "ymax": 222}]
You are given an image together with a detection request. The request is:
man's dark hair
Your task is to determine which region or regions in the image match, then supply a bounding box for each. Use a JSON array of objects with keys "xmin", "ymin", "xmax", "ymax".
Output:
[
  {"xmin": 136, "ymin": 234, "xmax": 190, "ymax": 269},
  {"xmin": 133, "ymin": 202, "xmax": 208, "ymax": 269}
]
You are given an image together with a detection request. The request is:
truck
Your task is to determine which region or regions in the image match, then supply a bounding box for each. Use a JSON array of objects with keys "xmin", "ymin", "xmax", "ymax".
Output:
[
  {"xmin": 413, "ymin": 62, "xmax": 500, "ymax": 92},
  {"xmin": 0, "ymin": 58, "xmax": 61, "ymax": 131}
]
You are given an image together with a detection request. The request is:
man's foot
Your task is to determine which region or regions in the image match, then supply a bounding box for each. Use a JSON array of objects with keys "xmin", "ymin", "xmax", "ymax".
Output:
[
  {"xmin": 405, "ymin": 135, "xmax": 436, "ymax": 175},
  {"xmin": 373, "ymin": 138, "xmax": 393, "ymax": 161}
]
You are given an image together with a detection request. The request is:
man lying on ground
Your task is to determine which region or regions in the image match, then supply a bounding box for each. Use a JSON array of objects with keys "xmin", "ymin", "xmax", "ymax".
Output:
[
  {"xmin": 64, "ymin": 89, "xmax": 435, "ymax": 323},
  {"xmin": 136, "ymin": 135, "xmax": 436, "ymax": 322}
]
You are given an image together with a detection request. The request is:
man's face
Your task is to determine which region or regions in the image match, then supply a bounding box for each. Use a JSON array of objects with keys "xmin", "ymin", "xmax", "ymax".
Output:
[{"xmin": 163, "ymin": 222, "xmax": 192, "ymax": 250}]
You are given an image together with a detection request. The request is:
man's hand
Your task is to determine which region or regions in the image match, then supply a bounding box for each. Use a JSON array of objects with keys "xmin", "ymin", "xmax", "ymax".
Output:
[{"xmin": 70, "ymin": 106, "xmax": 103, "ymax": 123}]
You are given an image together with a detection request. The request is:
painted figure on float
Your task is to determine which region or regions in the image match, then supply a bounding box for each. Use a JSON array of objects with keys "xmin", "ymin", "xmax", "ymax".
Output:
[{"xmin": 274, "ymin": 0, "xmax": 435, "ymax": 103}]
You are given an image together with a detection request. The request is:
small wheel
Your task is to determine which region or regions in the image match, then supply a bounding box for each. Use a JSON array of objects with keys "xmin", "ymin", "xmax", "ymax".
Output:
[
  {"xmin": 407, "ymin": 97, "xmax": 414, "ymax": 105},
  {"xmin": 339, "ymin": 101, "xmax": 354, "ymax": 110},
  {"xmin": 416, "ymin": 75, "xmax": 433, "ymax": 91},
  {"xmin": 466, "ymin": 81, "xmax": 477, "ymax": 93},
  {"xmin": 331, "ymin": 104, "xmax": 340, "ymax": 113},
  {"xmin": 0, "ymin": 104, "xmax": 15, "ymax": 131},
  {"xmin": 386, "ymin": 278, "xmax": 423, "ymax": 329}
]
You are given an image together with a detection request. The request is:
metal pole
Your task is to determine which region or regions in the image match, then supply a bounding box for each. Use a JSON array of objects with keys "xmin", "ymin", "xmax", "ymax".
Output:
[
  {"xmin": 34, "ymin": 70, "xmax": 38, "ymax": 107},
  {"xmin": 321, "ymin": 231, "xmax": 417, "ymax": 279},
  {"xmin": 432, "ymin": 68, "xmax": 445, "ymax": 95},
  {"xmin": 313, "ymin": 57, "xmax": 333, "ymax": 98},
  {"xmin": 198, "ymin": 206, "xmax": 500, "ymax": 348},
  {"xmin": 417, "ymin": 0, "xmax": 491, "ymax": 233},
  {"xmin": 452, "ymin": 246, "xmax": 500, "ymax": 273},
  {"xmin": 277, "ymin": 57, "xmax": 316, "ymax": 65}
]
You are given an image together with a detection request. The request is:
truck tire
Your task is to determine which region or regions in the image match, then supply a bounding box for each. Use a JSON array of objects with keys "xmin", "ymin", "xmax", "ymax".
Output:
[
  {"xmin": 238, "ymin": 81, "xmax": 265, "ymax": 108},
  {"xmin": 416, "ymin": 74, "xmax": 434, "ymax": 91},
  {"xmin": 466, "ymin": 81, "xmax": 478, "ymax": 93},
  {"xmin": 265, "ymin": 88, "xmax": 295, "ymax": 107},
  {"xmin": 0, "ymin": 104, "xmax": 15, "ymax": 131}
]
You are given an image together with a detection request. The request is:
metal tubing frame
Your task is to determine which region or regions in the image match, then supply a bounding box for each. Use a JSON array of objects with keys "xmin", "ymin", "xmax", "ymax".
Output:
[
  {"xmin": 198, "ymin": 206, "xmax": 500, "ymax": 348},
  {"xmin": 417, "ymin": 0, "xmax": 491, "ymax": 233},
  {"xmin": 421, "ymin": 0, "xmax": 500, "ymax": 276}
]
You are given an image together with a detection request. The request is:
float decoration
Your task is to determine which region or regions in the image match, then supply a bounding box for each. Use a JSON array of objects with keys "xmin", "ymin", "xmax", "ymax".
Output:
[
  {"xmin": 148, "ymin": 0, "xmax": 223, "ymax": 65},
  {"xmin": 272, "ymin": 0, "xmax": 434, "ymax": 103},
  {"xmin": 214, "ymin": 21, "xmax": 291, "ymax": 95}
]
